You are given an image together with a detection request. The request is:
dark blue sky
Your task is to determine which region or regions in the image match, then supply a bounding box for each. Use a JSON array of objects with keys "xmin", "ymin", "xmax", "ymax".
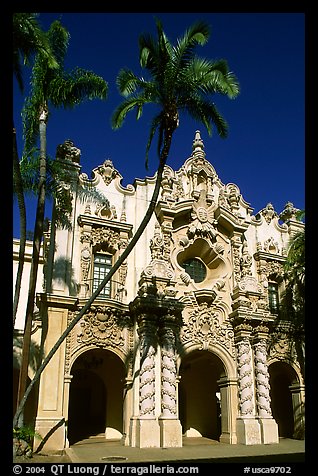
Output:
[{"xmin": 13, "ymin": 12, "xmax": 305, "ymax": 238}]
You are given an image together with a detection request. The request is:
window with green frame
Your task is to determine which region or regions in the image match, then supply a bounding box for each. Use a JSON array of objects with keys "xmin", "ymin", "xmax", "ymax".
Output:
[
  {"xmin": 92, "ymin": 253, "xmax": 112, "ymax": 297},
  {"xmin": 182, "ymin": 258, "xmax": 207, "ymax": 283}
]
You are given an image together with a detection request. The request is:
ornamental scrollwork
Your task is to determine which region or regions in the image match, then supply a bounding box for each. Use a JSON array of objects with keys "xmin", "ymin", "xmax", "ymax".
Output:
[
  {"xmin": 78, "ymin": 306, "xmax": 130, "ymax": 348},
  {"xmin": 180, "ymin": 302, "xmax": 234, "ymax": 354}
]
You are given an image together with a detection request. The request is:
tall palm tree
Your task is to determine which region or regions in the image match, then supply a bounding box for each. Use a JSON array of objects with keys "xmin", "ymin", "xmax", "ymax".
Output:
[
  {"xmin": 13, "ymin": 13, "xmax": 58, "ymax": 328},
  {"xmin": 13, "ymin": 18, "xmax": 239, "ymax": 428},
  {"xmin": 15, "ymin": 19, "xmax": 108, "ymax": 426}
]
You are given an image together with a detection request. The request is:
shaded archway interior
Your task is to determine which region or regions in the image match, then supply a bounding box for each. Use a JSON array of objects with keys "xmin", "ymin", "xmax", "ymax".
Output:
[
  {"xmin": 68, "ymin": 348, "xmax": 125, "ymax": 445},
  {"xmin": 269, "ymin": 361, "xmax": 299, "ymax": 438},
  {"xmin": 179, "ymin": 349, "xmax": 225, "ymax": 441}
]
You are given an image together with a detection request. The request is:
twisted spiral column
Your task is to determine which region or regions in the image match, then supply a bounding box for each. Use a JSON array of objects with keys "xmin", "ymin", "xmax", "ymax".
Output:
[
  {"xmin": 138, "ymin": 318, "xmax": 157, "ymax": 418},
  {"xmin": 253, "ymin": 338, "xmax": 272, "ymax": 418},
  {"xmin": 159, "ymin": 325, "xmax": 178, "ymax": 418},
  {"xmin": 236, "ymin": 336, "xmax": 255, "ymax": 417}
]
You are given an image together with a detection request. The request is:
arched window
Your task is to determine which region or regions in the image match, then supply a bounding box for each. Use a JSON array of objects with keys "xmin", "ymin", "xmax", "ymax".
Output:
[{"xmin": 182, "ymin": 258, "xmax": 207, "ymax": 283}]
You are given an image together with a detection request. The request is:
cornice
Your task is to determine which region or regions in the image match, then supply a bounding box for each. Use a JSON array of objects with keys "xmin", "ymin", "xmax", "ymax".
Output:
[
  {"xmin": 77, "ymin": 214, "xmax": 133, "ymax": 234},
  {"xmin": 214, "ymin": 206, "xmax": 249, "ymax": 234},
  {"xmin": 253, "ymin": 251, "xmax": 286, "ymax": 263}
]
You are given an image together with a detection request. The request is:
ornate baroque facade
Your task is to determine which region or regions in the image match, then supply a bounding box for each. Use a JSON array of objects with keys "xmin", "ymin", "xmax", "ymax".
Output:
[{"xmin": 13, "ymin": 131, "xmax": 305, "ymax": 451}]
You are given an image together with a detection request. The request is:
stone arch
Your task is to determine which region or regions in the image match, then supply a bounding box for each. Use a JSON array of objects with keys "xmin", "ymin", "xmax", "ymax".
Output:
[
  {"xmin": 69, "ymin": 343, "xmax": 127, "ymax": 371},
  {"xmin": 177, "ymin": 343, "xmax": 237, "ymax": 442},
  {"xmin": 67, "ymin": 347, "xmax": 126, "ymax": 445},
  {"xmin": 268, "ymin": 359, "xmax": 304, "ymax": 438},
  {"xmin": 177, "ymin": 341, "xmax": 236, "ymax": 378}
]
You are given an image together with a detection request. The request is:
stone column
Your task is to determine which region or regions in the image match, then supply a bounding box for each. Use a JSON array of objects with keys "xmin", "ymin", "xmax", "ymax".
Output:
[
  {"xmin": 63, "ymin": 374, "xmax": 73, "ymax": 449},
  {"xmin": 217, "ymin": 377, "xmax": 238, "ymax": 444},
  {"xmin": 289, "ymin": 384, "xmax": 305, "ymax": 439},
  {"xmin": 235, "ymin": 329, "xmax": 261, "ymax": 444},
  {"xmin": 158, "ymin": 318, "xmax": 182, "ymax": 447},
  {"xmin": 253, "ymin": 331, "xmax": 279, "ymax": 443},
  {"xmin": 136, "ymin": 316, "xmax": 160, "ymax": 447},
  {"xmin": 122, "ymin": 376, "xmax": 133, "ymax": 446}
]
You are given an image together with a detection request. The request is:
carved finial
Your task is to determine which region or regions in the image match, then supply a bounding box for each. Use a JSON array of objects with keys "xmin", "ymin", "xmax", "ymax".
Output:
[
  {"xmin": 56, "ymin": 139, "xmax": 81, "ymax": 163},
  {"xmin": 97, "ymin": 159, "xmax": 118, "ymax": 185},
  {"xmin": 192, "ymin": 130, "xmax": 204, "ymax": 152},
  {"xmin": 261, "ymin": 203, "xmax": 277, "ymax": 224},
  {"xmin": 279, "ymin": 201, "xmax": 300, "ymax": 222}
]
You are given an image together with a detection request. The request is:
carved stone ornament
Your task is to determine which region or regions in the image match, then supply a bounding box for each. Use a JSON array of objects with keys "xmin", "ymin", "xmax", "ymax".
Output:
[
  {"xmin": 237, "ymin": 276, "xmax": 263, "ymax": 294},
  {"xmin": 263, "ymin": 237, "xmax": 280, "ymax": 254},
  {"xmin": 236, "ymin": 337, "xmax": 255, "ymax": 416},
  {"xmin": 188, "ymin": 193, "xmax": 217, "ymax": 240},
  {"xmin": 56, "ymin": 139, "xmax": 81, "ymax": 163},
  {"xmin": 279, "ymin": 201, "xmax": 300, "ymax": 223},
  {"xmin": 254, "ymin": 339, "xmax": 272, "ymax": 417},
  {"xmin": 91, "ymin": 226, "xmax": 122, "ymax": 249},
  {"xmin": 180, "ymin": 302, "xmax": 234, "ymax": 353},
  {"xmin": 138, "ymin": 320, "xmax": 157, "ymax": 417},
  {"xmin": 96, "ymin": 159, "xmax": 118, "ymax": 185},
  {"xmin": 80, "ymin": 247, "xmax": 91, "ymax": 281},
  {"xmin": 78, "ymin": 306, "xmax": 128, "ymax": 348},
  {"xmin": 240, "ymin": 240, "xmax": 253, "ymax": 277},
  {"xmin": 260, "ymin": 203, "xmax": 277, "ymax": 224},
  {"xmin": 268, "ymin": 330, "xmax": 297, "ymax": 363}
]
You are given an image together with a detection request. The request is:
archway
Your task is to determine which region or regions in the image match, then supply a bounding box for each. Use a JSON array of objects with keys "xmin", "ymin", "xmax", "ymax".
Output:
[
  {"xmin": 68, "ymin": 348, "xmax": 125, "ymax": 445},
  {"xmin": 269, "ymin": 361, "xmax": 299, "ymax": 438},
  {"xmin": 178, "ymin": 349, "xmax": 225, "ymax": 440}
]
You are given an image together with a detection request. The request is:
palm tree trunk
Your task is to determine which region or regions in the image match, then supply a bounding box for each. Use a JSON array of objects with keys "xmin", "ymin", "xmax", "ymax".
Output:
[
  {"xmin": 15, "ymin": 108, "xmax": 48, "ymax": 426},
  {"xmin": 13, "ymin": 131, "xmax": 173, "ymax": 428},
  {"xmin": 13, "ymin": 123, "xmax": 27, "ymax": 328}
]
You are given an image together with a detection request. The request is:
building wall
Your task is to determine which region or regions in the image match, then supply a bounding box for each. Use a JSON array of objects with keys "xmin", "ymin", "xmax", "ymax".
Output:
[
  {"xmin": 14, "ymin": 132, "xmax": 305, "ymax": 451},
  {"xmin": 13, "ymin": 239, "xmax": 44, "ymax": 331}
]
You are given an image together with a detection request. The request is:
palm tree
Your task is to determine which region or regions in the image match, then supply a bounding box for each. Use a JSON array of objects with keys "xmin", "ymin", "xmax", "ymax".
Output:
[
  {"xmin": 278, "ymin": 214, "xmax": 305, "ymax": 382},
  {"xmin": 269, "ymin": 210, "xmax": 305, "ymax": 382},
  {"xmin": 15, "ymin": 19, "xmax": 108, "ymax": 426},
  {"xmin": 13, "ymin": 18, "xmax": 239, "ymax": 428},
  {"xmin": 13, "ymin": 13, "xmax": 58, "ymax": 328}
]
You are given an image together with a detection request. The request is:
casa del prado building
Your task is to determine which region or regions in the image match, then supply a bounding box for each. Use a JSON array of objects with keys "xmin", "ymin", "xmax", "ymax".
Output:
[{"xmin": 13, "ymin": 131, "xmax": 305, "ymax": 452}]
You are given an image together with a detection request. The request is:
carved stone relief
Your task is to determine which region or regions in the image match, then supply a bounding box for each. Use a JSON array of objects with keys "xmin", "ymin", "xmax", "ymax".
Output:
[
  {"xmin": 253, "ymin": 339, "xmax": 272, "ymax": 417},
  {"xmin": 77, "ymin": 305, "xmax": 131, "ymax": 348},
  {"xmin": 235, "ymin": 337, "xmax": 255, "ymax": 416},
  {"xmin": 180, "ymin": 302, "xmax": 234, "ymax": 355}
]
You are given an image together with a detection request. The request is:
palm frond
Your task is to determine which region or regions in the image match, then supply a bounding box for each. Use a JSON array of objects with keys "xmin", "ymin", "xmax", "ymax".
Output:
[
  {"xmin": 48, "ymin": 68, "xmax": 108, "ymax": 108},
  {"xmin": 13, "ymin": 13, "xmax": 59, "ymax": 91}
]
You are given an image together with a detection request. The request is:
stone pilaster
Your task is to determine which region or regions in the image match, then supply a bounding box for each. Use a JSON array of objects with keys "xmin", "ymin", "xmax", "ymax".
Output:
[
  {"xmin": 289, "ymin": 383, "xmax": 305, "ymax": 439},
  {"xmin": 217, "ymin": 377, "xmax": 238, "ymax": 444}
]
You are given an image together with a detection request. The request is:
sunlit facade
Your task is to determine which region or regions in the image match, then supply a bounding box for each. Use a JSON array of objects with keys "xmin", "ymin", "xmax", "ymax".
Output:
[{"xmin": 13, "ymin": 131, "xmax": 305, "ymax": 451}]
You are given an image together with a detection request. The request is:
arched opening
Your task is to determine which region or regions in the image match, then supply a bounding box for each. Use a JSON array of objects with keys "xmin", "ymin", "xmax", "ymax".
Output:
[
  {"xmin": 178, "ymin": 349, "xmax": 225, "ymax": 440},
  {"xmin": 68, "ymin": 348, "xmax": 125, "ymax": 445},
  {"xmin": 269, "ymin": 361, "xmax": 299, "ymax": 438}
]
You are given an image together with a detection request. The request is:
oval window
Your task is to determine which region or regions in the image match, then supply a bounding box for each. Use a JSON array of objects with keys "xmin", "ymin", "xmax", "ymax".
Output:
[{"xmin": 182, "ymin": 258, "xmax": 207, "ymax": 283}]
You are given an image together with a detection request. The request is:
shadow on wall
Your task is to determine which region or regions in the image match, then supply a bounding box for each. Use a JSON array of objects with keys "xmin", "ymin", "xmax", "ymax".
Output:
[{"xmin": 51, "ymin": 256, "xmax": 79, "ymax": 296}]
